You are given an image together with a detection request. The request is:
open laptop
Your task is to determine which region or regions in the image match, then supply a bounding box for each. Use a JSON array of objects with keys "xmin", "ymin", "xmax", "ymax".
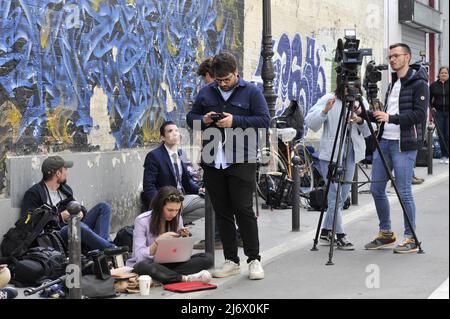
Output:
[{"xmin": 154, "ymin": 236, "xmax": 195, "ymax": 264}]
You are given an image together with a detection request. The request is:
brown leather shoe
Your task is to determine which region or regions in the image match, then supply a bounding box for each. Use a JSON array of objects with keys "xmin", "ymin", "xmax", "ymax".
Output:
[{"xmin": 412, "ymin": 176, "xmax": 424, "ymax": 185}]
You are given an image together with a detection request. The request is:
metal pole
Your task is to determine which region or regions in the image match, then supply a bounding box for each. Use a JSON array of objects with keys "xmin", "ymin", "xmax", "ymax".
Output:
[
  {"xmin": 292, "ymin": 156, "xmax": 301, "ymax": 232},
  {"xmin": 262, "ymin": 0, "xmax": 277, "ymax": 120},
  {"xmin": 204, "ymin": 191, "xmax": 215, "ymax": 267},
  {"xmin": 427, "ymin": 125, "xmax": 434, "ymax": 175},
  {"xmin": 351, "ymin": 164, "xmax": 359, "ymax": 205},
  {"xmin": 66, "ymin": 201, "xmax": 82, "ymax": 299}
]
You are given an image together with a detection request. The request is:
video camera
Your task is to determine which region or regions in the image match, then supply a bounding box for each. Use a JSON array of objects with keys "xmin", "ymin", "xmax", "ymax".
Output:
[
  {"xmin": 363, "ymin": 60, "xmax": 388, "ymax": 101},
  {"xmin": 334, "ymin": 30, "xmax": 372, "ymax": 100}
]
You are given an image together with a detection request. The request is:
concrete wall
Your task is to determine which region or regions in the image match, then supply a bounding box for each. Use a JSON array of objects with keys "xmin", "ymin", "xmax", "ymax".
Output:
[{"xmin": 2, "ymin": 148, "xmax": 150, "ymax": 238}]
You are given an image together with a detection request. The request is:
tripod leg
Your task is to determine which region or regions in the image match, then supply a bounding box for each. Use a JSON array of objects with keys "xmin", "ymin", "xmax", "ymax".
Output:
[
  {"xmin": 360, "ymin": 102, "xmax": 424, "ymax": 253},
  {"xmin": 311, "ymin": 100, "xmax": 349, "ymax": 252},
  {"xmin": 328, "ymin": 118, "xmax": 353, "ymax": 265},
  {"xmin": 311, "ymin": 177, "xmax": 333, "ymax": 251}
]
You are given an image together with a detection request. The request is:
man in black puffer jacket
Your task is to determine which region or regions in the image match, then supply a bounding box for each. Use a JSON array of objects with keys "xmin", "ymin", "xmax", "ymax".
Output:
[{"xmin": 364, "ymin": 43, "xmax": 429, "ymax": 254}]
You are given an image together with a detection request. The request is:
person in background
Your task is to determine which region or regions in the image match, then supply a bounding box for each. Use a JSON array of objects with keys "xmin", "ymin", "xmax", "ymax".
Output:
[{"xmin": 430, "ymin": 66, "xmax": 449, "ymax": 164}]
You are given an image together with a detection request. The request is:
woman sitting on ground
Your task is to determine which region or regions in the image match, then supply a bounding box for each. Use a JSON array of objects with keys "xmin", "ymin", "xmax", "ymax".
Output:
[{"xmin": 126, "ymin": 186, "xmax": 213, "ymax": 284}]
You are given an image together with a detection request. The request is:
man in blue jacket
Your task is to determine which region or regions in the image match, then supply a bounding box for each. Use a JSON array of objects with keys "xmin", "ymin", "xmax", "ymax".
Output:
[
  {"xmin": 365, "ymin": 43, "xmax": 429, "ymax": 254},
  {"xmin": 143, "ymin": 121, "xmax": 205, "ymax": 226},
  {"xmin": 187, "ymin": 52, "xmax": 270, "ymax": 280}
]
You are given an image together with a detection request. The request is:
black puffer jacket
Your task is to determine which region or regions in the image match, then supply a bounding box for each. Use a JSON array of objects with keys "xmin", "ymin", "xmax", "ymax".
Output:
[
  {"xmin": 369, "ymin": 65, "xmax": 429, "ymax": 152},
  {"xmin": 430, "ymin": 79, "xmax": 449, "ymax": 112}
]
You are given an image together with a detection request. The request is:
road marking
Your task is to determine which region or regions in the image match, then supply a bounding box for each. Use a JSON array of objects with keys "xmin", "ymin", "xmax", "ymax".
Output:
[
  {"xmin": 168, "ymin": 171, "xmax": 449, "ymax": 299},
  {"xmin": 428, "ymin": 278, "xmax": 449, "ymax": 299}
]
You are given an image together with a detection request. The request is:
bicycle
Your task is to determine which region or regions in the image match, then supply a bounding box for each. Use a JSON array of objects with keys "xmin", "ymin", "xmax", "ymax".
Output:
[{"xmin": 256, "ymin": 116, "xmax": 321, "ymax": 209}]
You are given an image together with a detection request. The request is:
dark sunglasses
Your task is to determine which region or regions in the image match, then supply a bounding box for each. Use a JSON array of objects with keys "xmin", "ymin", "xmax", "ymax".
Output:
[{"xmin": 166, "ymin": 194, "xmax": 184, "ymax": 203}]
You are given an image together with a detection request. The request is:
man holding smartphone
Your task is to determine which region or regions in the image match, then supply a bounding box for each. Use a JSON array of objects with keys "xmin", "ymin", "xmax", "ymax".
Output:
[{"xmin": 187, "ymin": 52, "xmax": 270, "ymax": 280}]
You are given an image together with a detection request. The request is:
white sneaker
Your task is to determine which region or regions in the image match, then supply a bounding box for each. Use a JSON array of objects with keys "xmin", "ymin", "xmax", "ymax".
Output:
[
  {"xmin": 212, "ymin": 260, "xmax": 241, "ymax": 278},
  {"xmin": 248, "ymin": 260, "xmax": 265, "ymax": 280},
  {"xmin": 186, "ymin": 270, "xmax": 212, "ymax": 283},
  {"xmin": 445, "ymin": 158, "xmax": 449, "ymax": 164}
]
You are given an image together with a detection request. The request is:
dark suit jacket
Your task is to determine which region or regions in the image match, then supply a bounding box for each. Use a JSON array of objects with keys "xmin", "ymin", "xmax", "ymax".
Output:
[{"xmin": 143, "ymin": 144, "xmax": 199, "ymax": 204}]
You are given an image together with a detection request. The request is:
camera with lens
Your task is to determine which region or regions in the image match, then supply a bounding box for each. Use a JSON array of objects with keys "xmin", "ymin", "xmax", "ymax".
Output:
[
  {"xmin": 363, "ymin": 60, "xmax": 388, "ymax": 101},
  {"xmin": 334, "ymin": 30, "xmax": 372, "ymax": 100},
  {"xmin": 85, "ymin": 250, "xmax": 110, "ymax": 280},
  {"xmin": 211, "ymin": 112, "xmax": 226, "ymax": 123}
]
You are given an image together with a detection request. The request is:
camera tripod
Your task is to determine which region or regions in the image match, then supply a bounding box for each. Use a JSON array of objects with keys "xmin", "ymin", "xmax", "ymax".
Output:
[{"xmin": 310, "ymin": 90, "xmax": 424, "ymax": 265}]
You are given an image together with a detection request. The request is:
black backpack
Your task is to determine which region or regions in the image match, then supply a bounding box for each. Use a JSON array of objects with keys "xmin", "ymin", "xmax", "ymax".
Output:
[
  {"xmin": 1, "ymin": 204, "xmax": 61, "ymax": 258},
  {"xmin": 11, "ymin": 247, "xmax": 68, "ymax": 287},
  {"xmin": 113, "ymin": 226, "xmax": 134, "ymax": 253},
  {"xmin": 35, "ymin": 230, "xmax": 67, "ymax": 256},
  {"xmin": 279, "ymin": 100, "xmax": 305, "ymax": 140}
]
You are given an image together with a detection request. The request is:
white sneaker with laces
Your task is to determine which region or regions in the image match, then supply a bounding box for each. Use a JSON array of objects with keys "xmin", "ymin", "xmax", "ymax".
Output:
[
  {"xmin": 248, "ymin": 260, "xmax": 265, "ymax": 280},
  {"xmin": 212, "ymin": 260, "xmax": 241, "ymax": 278},
  {"xmin": 186, "ymin": 270, "xmax": 212, "ymax": 283}
]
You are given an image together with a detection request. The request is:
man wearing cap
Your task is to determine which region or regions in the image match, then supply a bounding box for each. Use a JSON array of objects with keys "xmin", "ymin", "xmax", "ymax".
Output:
[{"xmin": 21, "ymin": 155, "xmax": 116, "ymax": 251}]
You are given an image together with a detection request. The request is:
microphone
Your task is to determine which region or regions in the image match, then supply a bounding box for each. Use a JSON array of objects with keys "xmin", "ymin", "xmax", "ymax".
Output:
[
  {"xmin": 337, "ymin": 38, "xmax": 344, "ymax": 51},
  {"xmin": 0, "ymin": 287, "xmax": 18, "ymax": 299},
  {"xmin": 335, "ymin": 38, "xmax": 344, "ymax": 62}
]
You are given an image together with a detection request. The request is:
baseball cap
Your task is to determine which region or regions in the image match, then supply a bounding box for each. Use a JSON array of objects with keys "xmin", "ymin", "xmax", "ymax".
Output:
[{"xmin": 41, "ymin": 156, "xmax": 73, "ymax": 175}]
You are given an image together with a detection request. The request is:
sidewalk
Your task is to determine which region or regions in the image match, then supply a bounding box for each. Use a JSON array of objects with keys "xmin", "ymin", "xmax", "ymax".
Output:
[{"xmin": 14, "ymin": 160, "xmax": 449, "ymax": 299}]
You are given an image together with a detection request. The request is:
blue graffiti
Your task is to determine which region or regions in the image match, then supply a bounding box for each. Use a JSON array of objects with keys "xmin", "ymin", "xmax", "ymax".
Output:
[
  {"xmin": 253, "ymin": 33, "xmax": 327, "ymax": 116},
  {"xmin": 0, "ymin": 0, "xmax": 239, "ymax": 149}
]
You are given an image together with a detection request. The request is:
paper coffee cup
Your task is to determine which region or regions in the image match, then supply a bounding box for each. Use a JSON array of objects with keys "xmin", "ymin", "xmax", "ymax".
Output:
[{"xmin": 138, "ymin": 275, "xmax": 152, "ymax": 296}]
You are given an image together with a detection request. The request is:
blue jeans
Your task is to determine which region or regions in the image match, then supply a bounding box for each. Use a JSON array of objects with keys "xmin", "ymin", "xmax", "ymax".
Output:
[
  {"xmin": 435, "ymin": 111, "xmax": 449, "ymax": 158},
  {"xmin": 370, "ymin": 139, "xmax": 417, "ymax": 237},
  {"xmin": 319, "ymin": 145, "xmax": 356, "ymax": 234},
  {"xmin": 60, "ymin": 202, "xmax": 114, "ymax": 251}
]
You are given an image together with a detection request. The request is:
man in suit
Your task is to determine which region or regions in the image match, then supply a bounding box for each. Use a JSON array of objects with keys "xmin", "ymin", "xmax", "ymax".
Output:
[{"xmin": 143, "ymin": 121, "xmax": 205, "ymax": 226}]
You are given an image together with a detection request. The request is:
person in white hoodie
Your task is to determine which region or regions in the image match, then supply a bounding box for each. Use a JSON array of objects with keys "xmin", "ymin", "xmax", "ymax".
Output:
[{"xmin": 305, "ymin": 86, "xmax": 372, "ymax": 250}]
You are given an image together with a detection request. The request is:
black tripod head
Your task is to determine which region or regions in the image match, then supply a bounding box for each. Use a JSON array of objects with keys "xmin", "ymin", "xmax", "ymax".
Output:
[{"xmin": 363, "ymin": 60, "xmax": 388, "ymax": 110}]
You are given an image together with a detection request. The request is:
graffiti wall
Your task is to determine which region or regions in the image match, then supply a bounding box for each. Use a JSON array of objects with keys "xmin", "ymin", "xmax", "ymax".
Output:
[
  {"xmin": 252, "ymin": 33, "xmax": 327, "ymax": 116},
  {"xmin": 0, "ymin": 0, "xmax": 244, "ymax": 194},
  {"xmin": 244, "ymin": 0, "xmax": 385, "ymax": 116}
]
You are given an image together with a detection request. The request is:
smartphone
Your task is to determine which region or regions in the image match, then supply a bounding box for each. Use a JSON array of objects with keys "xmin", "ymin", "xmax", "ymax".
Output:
[{"xmin": 211, "ymin": 113, "xmax": 226, "ymax": 122}]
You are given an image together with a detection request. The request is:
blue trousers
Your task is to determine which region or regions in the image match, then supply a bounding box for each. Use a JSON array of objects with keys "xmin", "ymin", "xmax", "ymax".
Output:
[
  {"xmin": 370, "ymin": 139, "xmax": 417, "ymax": 237},
  {"xmin": 60, "ymin": 202, "xmax": 114, "ymax": 251}
]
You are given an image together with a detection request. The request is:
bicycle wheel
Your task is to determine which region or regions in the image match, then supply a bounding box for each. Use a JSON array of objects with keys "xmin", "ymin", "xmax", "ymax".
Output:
[{"xmin": 256, "ymin": 147, "xmax": 288, "ymax": 201}]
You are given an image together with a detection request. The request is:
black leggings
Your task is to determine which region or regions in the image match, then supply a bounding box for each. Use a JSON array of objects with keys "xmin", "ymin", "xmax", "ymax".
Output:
[{"xmin": 133, "ymin": 253, "xmax": 213, "ymax": 284}]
